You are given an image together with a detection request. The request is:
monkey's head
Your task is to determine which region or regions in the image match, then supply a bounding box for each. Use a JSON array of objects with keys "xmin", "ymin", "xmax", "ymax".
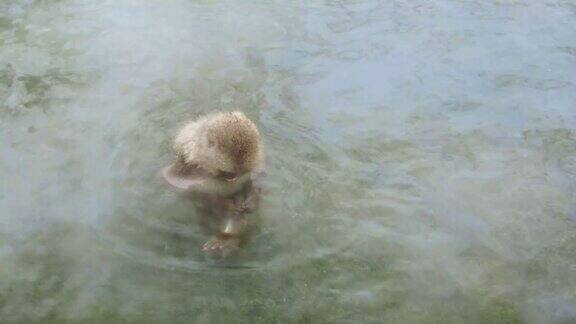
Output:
[
  {"xmin": 163, "ymin": 111, "xmax": 262, "ymax": 194},
  {"xmin": 189, "ymin": 111, "xmax": 262, "ymax": 178}
]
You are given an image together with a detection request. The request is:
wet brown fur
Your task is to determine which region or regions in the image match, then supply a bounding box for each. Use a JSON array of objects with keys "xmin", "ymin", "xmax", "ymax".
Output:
[
  {"xmin": 163, "ymin": 111, "xmax": 263, "ymax": 255},
  {"xmin": 209, "ymin": 112, "xmax": 261, "ymax": 174}
]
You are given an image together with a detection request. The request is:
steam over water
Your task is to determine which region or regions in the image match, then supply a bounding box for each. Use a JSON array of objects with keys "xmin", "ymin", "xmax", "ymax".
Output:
[{"xmin": 1, "ymin": 0, "xmax": 576, "ymax": 322}]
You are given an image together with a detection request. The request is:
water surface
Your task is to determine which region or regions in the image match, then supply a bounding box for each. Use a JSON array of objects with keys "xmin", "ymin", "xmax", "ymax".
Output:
[{"xmin": 1, "ymin": 0, "xmax": 576, "ymax": 322}]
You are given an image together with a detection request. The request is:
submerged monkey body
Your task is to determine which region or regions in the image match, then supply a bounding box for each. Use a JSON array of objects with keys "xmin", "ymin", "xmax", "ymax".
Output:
[
  {"xmin": 161, "ymin": 111, "xmax": 263, "ymax": 254},
  {"xmin": 193, "ymin": 179, "xmax": 261, "ymax": 250}
]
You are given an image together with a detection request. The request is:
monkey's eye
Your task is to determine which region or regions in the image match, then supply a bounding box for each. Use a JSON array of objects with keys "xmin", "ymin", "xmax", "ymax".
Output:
[{"xmin": 217, "ymin": 170, "xmax": 237, "ymax": 181}]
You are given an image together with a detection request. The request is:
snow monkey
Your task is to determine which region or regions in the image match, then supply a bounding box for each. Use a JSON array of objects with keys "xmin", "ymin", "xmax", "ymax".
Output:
[{"xmin": 161, "ymin": 111, "xmax": 263, "ymax": 255}]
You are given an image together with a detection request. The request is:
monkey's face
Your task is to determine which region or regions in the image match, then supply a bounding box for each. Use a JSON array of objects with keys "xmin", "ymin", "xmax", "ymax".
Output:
[{"xmin": 162, "ymin": 146, "xmax": 256, "ymax": 194}]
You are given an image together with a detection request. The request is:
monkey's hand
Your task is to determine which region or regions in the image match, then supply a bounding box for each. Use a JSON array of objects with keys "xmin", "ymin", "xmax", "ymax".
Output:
[
  {"xmin": 201, "ymin": 215, "xmax": 246, "ymax": 253},
  {"xmin": 238, "ymin": 184, "xmax": 260, "ymax": 214},
  {"xmin": 202, "ymin": 234, "xmax": 241, "ymax": 253}
]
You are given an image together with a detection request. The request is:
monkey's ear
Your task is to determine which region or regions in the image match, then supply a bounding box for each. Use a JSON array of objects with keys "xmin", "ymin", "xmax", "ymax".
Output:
[{"xmin": 160, "ymin": 164, "xmax": 199, "ymax": 191}]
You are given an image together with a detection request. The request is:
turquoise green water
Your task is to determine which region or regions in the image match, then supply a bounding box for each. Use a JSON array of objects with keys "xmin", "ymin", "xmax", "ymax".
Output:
[{"xmin": 1, "ymin": 0, "xmax": 576, "ymax": 322}]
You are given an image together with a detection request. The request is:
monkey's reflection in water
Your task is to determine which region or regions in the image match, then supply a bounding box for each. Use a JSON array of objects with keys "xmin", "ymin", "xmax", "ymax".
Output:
[{"xmin": 161, "ymin": 111, "xmax": 264, "ymax": 259}]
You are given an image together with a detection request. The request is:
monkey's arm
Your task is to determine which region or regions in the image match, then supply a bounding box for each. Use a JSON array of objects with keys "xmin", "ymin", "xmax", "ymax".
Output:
[{"xmin": 202, "ymin": 184, "xmax": 260, "ymax": 252}]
